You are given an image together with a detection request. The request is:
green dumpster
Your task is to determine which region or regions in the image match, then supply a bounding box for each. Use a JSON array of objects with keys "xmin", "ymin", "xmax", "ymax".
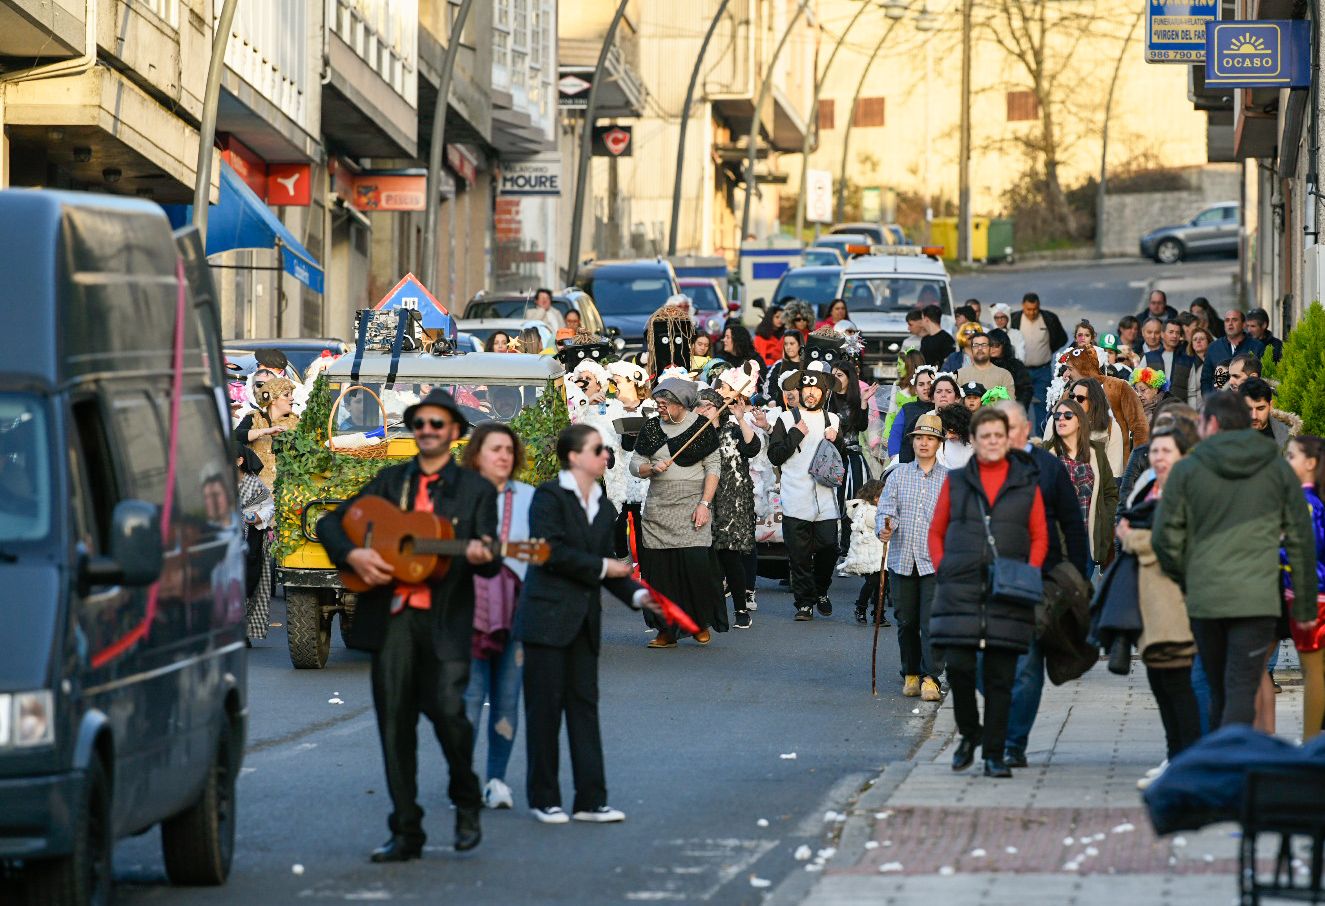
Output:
[{"xmin": 987, "ymin": 218, "xmax": 1015, "ymax": 263}]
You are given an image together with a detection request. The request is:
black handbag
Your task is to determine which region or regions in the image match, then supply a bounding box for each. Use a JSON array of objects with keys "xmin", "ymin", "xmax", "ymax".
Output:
[{"xmin": 977, "ymin": 497, "xmax": 1044, "ymax": 607}]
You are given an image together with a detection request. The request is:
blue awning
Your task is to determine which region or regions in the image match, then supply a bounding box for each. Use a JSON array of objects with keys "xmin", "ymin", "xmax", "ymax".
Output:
[{"xmin": 161, "ymin": 162, "xmax": 324, "ymax": 294}]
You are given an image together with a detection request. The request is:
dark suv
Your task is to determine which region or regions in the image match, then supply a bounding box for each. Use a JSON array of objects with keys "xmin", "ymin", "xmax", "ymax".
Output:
[{"xmin": 573, "ymin": 259, "xmax": 680, "ymax": 350}]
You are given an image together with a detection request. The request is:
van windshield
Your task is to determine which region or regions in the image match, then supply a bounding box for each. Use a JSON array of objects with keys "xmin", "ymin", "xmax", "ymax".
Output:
[
  {"xmin": 587, "ymin": 276, "xmax": 674, "ymax": 315},
  {"xmin": 840, "ymin": 277, "xmax": 950, "ymax": 313},
  {"xmin": 774, "ymin": 271, "xmax": 840, "ymax": 306},
  {"xmin": 331, "ymin": 381, "xmax": 553, "ymax": 436},
  {"xmin": 0, "ymin": 394, "xmax": 51, "ymax": 543}
]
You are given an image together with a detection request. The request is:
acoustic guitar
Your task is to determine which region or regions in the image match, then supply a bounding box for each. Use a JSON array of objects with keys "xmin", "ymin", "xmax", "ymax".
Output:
[{"xmin": 336, "ymin": 496, "xmax": 550, "ymax": 593}]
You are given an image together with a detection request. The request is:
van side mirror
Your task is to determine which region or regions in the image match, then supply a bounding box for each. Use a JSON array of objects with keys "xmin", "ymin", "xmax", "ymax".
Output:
[
  {"xmin": 605, "ymin": 325, "xmax": 621, "ymax": 338},
  {"xmin": 82, "ymin": 500, "xmax": 162, "ymax": 588},
  {"xmin": 753, "ymin": 298, "xmax": 766, "ymax": 311}
]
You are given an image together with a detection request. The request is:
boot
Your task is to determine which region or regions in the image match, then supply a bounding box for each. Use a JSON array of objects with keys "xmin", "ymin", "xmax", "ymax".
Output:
[
  {"xmin": 854, "ymin": 603, "xmax": 867, "ymax": 624},
  {"xmin": 1107, "ymin": 636, "xmax": 1131, "ymax": 675},
  {"xmin": 454, "ymin": 807, "xmax": 482, "ymax": 852}
]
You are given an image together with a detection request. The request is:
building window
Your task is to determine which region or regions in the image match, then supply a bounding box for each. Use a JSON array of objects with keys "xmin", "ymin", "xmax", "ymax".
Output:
[
  {"xmin": 854, "ymin": 97, "xmax": 885, "ymax": 128},
  {"xmin": 1006, "ymin": 90, "xmax": 1039, "ymax": 122},
  {"xmin": 818, "ymin": 99, "xmax": 835, "ymax": 130}
]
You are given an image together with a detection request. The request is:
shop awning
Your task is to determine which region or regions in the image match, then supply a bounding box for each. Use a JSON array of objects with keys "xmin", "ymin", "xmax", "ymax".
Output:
[{"xmin": 162, "ymin": 162, "xmax": 324, "ymax": 293}]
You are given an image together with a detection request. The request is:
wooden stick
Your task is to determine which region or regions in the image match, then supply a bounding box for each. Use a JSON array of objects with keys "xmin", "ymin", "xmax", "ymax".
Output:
[
  {"xmin": 659, "ymin": 399, "xmax": 733, "ymax": 467},
  {"xmin": 871, "ymin": 537, "xmax": 891, "ymax": 697}
]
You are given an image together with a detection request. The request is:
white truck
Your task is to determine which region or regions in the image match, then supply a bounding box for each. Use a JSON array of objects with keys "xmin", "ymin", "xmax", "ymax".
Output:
[{"xmin": 836, "ymin": 247, "xmax": 955, "ymax": 380}]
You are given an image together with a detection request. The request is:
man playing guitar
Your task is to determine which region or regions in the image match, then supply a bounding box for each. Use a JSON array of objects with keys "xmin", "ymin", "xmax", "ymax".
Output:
[{"xmin": 318, "ymin": 388, "xmax": 497, "ymax": 863}]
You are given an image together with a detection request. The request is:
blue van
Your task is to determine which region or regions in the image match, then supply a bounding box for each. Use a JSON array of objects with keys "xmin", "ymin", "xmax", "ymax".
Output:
[{"xmin": 0, "ymin": 191, "xmax": 246, "ymax": 903}]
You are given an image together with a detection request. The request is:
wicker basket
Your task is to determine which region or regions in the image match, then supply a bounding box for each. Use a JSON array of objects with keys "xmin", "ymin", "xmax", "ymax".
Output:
[{"xmin": 327, "ymin": 384, "xmax": 390, "ymax": 460}]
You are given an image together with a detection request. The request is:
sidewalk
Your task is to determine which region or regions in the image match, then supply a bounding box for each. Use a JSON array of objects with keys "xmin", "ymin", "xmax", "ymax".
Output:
[{"xmin": 779, "ymin": 649, "xmax": 1305, "ymax": 906}]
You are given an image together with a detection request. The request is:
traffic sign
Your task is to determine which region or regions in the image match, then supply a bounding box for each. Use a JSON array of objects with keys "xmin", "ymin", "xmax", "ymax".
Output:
[
  {"xmin": 373, "ymin": 273, "xmax": 453, "ymax": 330},
  {"xmin": 1146, "ymin": 0, "xmax": 1219, "ymax": 63},
  {"xmin": 592, "ymin": 125, "xmax": 633, "ymax": 157},
  {"xmin": 805, "ymin": 169, "xmax": 833, "ymax": 224}
]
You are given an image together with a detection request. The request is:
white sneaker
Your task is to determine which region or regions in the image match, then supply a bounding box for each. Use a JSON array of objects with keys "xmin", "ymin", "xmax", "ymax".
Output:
[
  {"xmin": 1137, "ymin": 761, "xmax": 1168, "ymax": 791},
  {"xmin": 572, "ymin": 806, "xmax": 625, "ymax": 823},
  {"xmin": 483, "ymin": 778, "xmax": 514, "ymax": 810},
  {"xmin": 1145, "ymin": 760, "xmax": 1169, "ymax": 779},
  {"xmin": 531, "ymin": 806, "xmax": 570, "ymax": 824}
]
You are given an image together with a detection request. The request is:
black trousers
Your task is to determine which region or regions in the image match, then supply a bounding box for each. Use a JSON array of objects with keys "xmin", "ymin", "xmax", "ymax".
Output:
[
  {"xmin": 1189, "ymin": 616, "xmax": 1277, "ymax": 729},
  {"xmin": 370, "ymin": 608, "xmax": 481, "ymax": 845},
  {"xmin": 945, "ymin": 646, "xmax": 1019, "ymax": 758},
  {"xmin": 717, "ymin": 548, "xmax": 750, "ymax": 613},
  {"xmin": 783, "ymin": 516, "xmax": 838, "ymax": 608},
  {"xmin": 1146, "ymin": 665, "xmax": 1202, "ymax": 759},
  {"xmin": 522, "ymin": 619, "xmax": 607, "ymax": 813},
  {"xmin": 893, "ymin": 572, "xmax": 942, "ymax": 679}
]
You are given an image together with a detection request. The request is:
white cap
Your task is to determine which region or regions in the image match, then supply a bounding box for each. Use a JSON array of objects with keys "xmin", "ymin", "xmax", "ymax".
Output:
[{"xmin": 991, "ymin": 303, "xmax": 1011, "ymax": 318}]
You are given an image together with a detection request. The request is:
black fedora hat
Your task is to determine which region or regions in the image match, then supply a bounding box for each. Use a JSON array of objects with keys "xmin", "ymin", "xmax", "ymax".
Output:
[{"xmin": 403, "ymin": 388, "xmax": 470, "ymax": 437}]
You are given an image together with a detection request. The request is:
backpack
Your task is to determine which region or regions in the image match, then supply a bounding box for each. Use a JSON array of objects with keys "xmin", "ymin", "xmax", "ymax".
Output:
[{"xmin": 793, "ymin": 408, "xmax": 846, "ymax": 488}]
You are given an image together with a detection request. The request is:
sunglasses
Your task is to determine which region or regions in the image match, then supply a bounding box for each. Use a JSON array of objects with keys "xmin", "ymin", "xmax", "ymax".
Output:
[
  {"xmin": 585, "ymin": 444, "xmax": 606, "ymax": 456},
  {"xmin": 1071, "ymin": 394, "xmax": 1089, "ymax": 403},
  {"xmin": 412, "ymin": 417, "xmax": 452, "ymax": 431},
  {"xmin": 1054, "ymin": 412, "xmax": 1076, "ymax": 421}
]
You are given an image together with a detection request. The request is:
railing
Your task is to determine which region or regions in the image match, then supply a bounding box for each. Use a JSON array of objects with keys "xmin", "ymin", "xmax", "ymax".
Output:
[
  {"xmin": 326, "ymin": 0, "xmax": 418, "ymax": 106},
  {"xmin": 493, "ymin": 0, "xmax": 555, "ymax": 135},
  {"xmin": 223, "ymin": 0, "xmax": 315, "ymax": 135}
]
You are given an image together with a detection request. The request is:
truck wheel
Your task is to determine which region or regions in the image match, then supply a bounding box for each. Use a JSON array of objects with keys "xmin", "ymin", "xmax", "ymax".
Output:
[
  {"xmin": 24, "ymin": 757, "xmax": 112, "ymax": 906},
  {"xmin": 339, "ymin": 603, "xmax": 356, "ymax": 647},
  {"xmin": 287, "ymin": 591, "xmax": 331, "ymax": 669},
  {"xmin": 161, "ymin": 718, "xmax": 236, "ymax": 885}
]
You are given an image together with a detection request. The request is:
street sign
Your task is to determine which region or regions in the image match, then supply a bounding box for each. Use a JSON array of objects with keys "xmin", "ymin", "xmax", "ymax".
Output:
[
  {"xmin": 266, "ymin": 163, "xmax": 311, "ymax": 206},
  {"xmin": 1205, "ymin": 20, "xmax": 1311, "ymax": 87},
  {"xmin": 1146, "ymin": 0, "xmax": 1219, "ymax": 63},
  {"xmin": 499, "ymin": 154, "xmax": 562, "ymax": 197},
  {"xmin": 592, "ymin": 125, "xmax": 633, "ymax": 157},
  {"xmin": 352, "ymin": 171, "xmax": 426, "ymax": 211},
  {"xmin": 805, "ymin": 169, "xmax": 833, "ymax": 224},
  {"xmin": 373, "ymin": 272, "xmax": 453, "ymax": 330},
  {"xmin": 558, "ymin": 69, "xmax": 592, "ymax": 108}
]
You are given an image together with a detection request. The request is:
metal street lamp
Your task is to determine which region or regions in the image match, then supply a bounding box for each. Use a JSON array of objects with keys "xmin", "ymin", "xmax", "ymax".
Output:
[
  {"xmin": 192, "ymin": 0, "xmax": 240, "ymax": 239},
  {"xmin": 422, "ymin": 0, "xmax": 476, "ymax": 294},
  {"xmin": 737, "ymin": 0, "xmax": 812, "ymax": 247},
  {"xmin": 566, "ymin": 0, "xmax": 632, "ymax": 285},
  {"xmin": 667, "ymin": 0, "xmax": 732, "ymax": 257}
]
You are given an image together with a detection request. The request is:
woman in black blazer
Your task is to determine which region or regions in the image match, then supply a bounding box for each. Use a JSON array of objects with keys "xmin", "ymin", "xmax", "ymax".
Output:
[{"xmin": 515, "ymin": 424, "xmax": 660, "ymax": 825}]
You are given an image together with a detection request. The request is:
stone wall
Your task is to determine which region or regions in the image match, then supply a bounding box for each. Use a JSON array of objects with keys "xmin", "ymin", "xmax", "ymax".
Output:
[{"xmin": 1099, "ymin": 165, "xmax": 1242, "ymax": 257}]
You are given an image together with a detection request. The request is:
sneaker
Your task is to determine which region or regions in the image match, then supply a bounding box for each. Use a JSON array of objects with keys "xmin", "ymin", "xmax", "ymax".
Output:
[
  {"xmin": 532, "ymin": 806, "xmax": 570, "ymax": 824},
  {"xmin": 854, "ymin": 605, "xmax": 867, "ymax": 624},
  {"xmin": 483, "ymin": 778, "xmax": 514, "ymax": 810},
  {"xmin": 734, "ymin": 609, "xmax": 753, "ymax": 629},
  {"xmin": 920, "ymin": 678, "xmax": 942, "ymax": 702},
  {"xmin": 902, "ymin": 675, "xmax": 921, "ymax": 697},
  {"xmin": 745, "ymin": 590, "xmax": 758, "ymax": 612},
  {"xmin": 794, "ymin": 606, "xmax": 814, "ymax": 621},
  {"xmin": 573, "ymin": 806, "xmax": 625, "ymax": 823},
  {"xmin": 1137, "ymin": 760, "xmax": 1168, "ymax": 790},
  {"xmin": 817, "ymin": 596, "xmax": 833, "ymax": 617}
]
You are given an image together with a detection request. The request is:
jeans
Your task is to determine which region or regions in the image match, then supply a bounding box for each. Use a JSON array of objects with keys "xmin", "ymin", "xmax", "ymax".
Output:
[
  {"xmin": 783, "ymin": 516, "xmax": 839, "ymax": 608},
  {"xmin": 464, "ymin": 640, "xmax": 524, "ymax": 783},
  {"xmin": 946, "ymin": 645, "xmax": 1020, "ymax": 758},
  {"xmin": 1028, "ymin": 362, "xmax": 1054, "ymax": 435},
  {"xmin": 1005, "ymin": 636, "xmax": 1046, "ymax": 754},
  {"xmin": 1189, "ymin": 616, "xmax": 1278, "ymax": 729},
  {"xmin": 1146, "ymin": 665, "xmax": 1202, "ymax": 760},
  {"xmin": 891, "ymin": 571, "xmax": 941, "ymax": 679}
]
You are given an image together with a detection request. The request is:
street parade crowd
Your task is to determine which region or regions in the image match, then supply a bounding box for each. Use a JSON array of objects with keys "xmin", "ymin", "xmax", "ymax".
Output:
[{"xmin": 227, "ymin": 286, "xmax": 1325, "ymax": 861}]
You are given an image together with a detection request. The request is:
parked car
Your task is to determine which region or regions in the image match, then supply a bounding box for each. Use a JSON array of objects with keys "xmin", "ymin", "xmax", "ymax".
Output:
[
  {"xmin": 1140, "ymin": 202, "xmax": 1240, "ymax": 264},
  {"xmin": 801, "ymin": 246, "xmax": 844, "ymax": 267},
  {"xmin": 881, "ymin": 223, "xmax": 908, "ymax": 245},
  {"xmin": 457, "ymin": 291, "xmax": 614, "ymax": 351},
  {"xmin": 812, "ymin": 233, "xmax": 870, "ymax": 259},
  {"xmin": 573, "ymin": 258, "xmax": 680, "ymax": 351},
  {"xmin": 837, "ymin": 248, "xmax": 954, "ymax": 378},
  {"xmin": 223, "ymin": 337, "xmax": 349, "ymax": 381},
  {"xmin": 769, "ymin": 265, "xmax": 843, "ymax": 314},
  {"xmin": 830, "ymin": 222, "xmax": 893, "ymax": 247},
  {"xmin": 0, "ymin": 191, "xmax": 246, "ymax": 902},
  {"xmin": 678, "ymin": 277, "xmax": 738, "ymax": 338}
]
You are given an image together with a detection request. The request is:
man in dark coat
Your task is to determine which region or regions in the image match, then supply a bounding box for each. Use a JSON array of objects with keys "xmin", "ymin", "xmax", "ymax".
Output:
[
  {"xmin": 1200, "ymin": 309, "xmax": 1266, "ymax": 394},
  {"xmin": 515, "ymin": 424, "xmax": 661, "ymax": 824},
  {"xmin": 1135, "ymin": 288, "xmax": 1179, "ymax": 325},
  {"xmin": 995, "ymin": 401, "xmax": 1091, "ymax": 768},
  {"xmin": 1010, "ymin": 292, "xmax": 1068, "ymax": 433},
  {"xmin": 318, "ymin": 390, "xmax": 499, "ymax": 862},
  {"xmin": 1145, "ymin": 319, "xmax": 1199, "ymax": 404}
]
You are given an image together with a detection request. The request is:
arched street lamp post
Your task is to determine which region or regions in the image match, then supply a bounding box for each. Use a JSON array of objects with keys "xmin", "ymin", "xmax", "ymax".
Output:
[{"xmin": 422, "ymin": 0, "xmax": 476, "ymax": 293}]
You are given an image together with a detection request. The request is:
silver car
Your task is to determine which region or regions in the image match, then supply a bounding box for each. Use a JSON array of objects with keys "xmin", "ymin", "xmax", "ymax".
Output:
[{"xmin": 1139, "ymin": 202, "xmax": 1240, "ymax": 264}]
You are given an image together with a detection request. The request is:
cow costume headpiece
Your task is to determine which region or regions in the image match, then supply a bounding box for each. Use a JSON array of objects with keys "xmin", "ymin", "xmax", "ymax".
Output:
[
  {"xmin": 555, "ymin": 331, "xmax": 614, "ymax": 373},
  {"xmin": 645, "ymin": 303, "xmax": 696, "ymax": 378},
  {"xmin": 796, "ymin": 361, "xmax": 833, "ymax": 411},
  {"xmin": 805, "ymin": 329, "xmax": 847, "ymax": 369}
]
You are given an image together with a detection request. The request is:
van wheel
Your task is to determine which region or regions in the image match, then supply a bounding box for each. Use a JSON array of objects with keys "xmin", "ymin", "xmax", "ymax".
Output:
[
  {"xmin": 161, "ymin": 719, "xmax": 236, "ymax": 885},
  {"xmin": 25, "ymin": 758, "xmax": 112, "ymax": 906},
  {"xmin": 339, "ymin": 604, "xmax": 356, "ymax": 647},
  {"xmin": 287, "ymin": 591, "xmax": 331, "ymax": 669}
]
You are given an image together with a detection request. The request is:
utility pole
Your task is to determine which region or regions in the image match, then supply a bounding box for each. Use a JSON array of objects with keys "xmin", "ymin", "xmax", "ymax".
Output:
[
  {"xmin": 957, "ymin": 0, "xmax": 972, "ymax": 265},
  {"xmin": 422, "ymin": 0, "xmax": 475, "ymax": 294},
  {"xmin": 739, "ymin": 0, "xmax": 812, "ymax": 245},
  {"xmin": 193, "ymin": 0, "xmax": 239, "ymax": 239},
  {"xmin": 667, "ymin": 0, "xmax": 731, "ymax": 257},
  {"xmin": 567, "ymin": 0, "xmax": 631, "ymax": 285}
]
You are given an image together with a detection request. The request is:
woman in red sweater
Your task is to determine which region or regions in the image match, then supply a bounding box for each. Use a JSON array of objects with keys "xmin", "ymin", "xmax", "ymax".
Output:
[
  {"xmin": 928, "ymin": 406, "xmax": 1048, "ymax": 778},
  {"xmin": 753, "ymin": 306, "xmax": 785, "ymax": 366}
]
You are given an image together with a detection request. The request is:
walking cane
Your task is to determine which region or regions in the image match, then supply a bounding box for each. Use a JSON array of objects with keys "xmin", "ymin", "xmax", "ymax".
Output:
[{"xmin": 871, "ymin": 535, "xmax": 891, "ymax": 697}]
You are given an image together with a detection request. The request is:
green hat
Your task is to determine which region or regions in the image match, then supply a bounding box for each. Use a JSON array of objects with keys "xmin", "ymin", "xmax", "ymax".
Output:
[{"xmin": 1100, "ymin": 333, "xmax": 1119, "ymax": 352}]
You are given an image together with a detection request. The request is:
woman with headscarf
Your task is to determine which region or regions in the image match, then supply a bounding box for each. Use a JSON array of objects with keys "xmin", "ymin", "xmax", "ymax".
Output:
[
  {"xmin": 629, "ymin": 379, "xmax": 725, "ymax": 647},
  {"xmin": 235, "ymin": 375, "xmax": 299, "ymax": 492},
  {"xmin": 753, "ymin": 306, "xmax": 785, "ymax": 366}
]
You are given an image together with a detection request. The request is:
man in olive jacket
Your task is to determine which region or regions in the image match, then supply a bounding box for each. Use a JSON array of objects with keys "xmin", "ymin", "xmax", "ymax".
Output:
[{"xmin": 1153, "ymin": 391, "xmax": 1318, "ymax": 730}]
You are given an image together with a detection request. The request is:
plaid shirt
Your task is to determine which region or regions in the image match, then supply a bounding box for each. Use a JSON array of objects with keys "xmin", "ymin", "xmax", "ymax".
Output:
[{"xmin": 877, "ymin": 459, "xmax": 948, "ymax": 576}]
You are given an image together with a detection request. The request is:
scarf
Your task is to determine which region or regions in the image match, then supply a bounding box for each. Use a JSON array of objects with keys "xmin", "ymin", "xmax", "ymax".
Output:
[
  {"xmin": 238, "ymin": 473, "xmax": 272, "ymax": 536},
  {"xmin": 634, "ymin": 414, "xmax": 719, "ymax": 467}
]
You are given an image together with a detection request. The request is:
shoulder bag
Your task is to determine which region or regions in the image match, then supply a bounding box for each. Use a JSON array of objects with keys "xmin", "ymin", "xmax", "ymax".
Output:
[
  {"xmin": 792, "ymin": 408, "xmax": 846, "ymax": 488},
  {"xmin": 976, "ymin": 495, "xmax": 1043, "ymax": 607}
]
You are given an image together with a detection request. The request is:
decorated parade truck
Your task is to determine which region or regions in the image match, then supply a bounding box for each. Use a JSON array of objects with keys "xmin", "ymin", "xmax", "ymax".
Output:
[{"xmin": 271, "ymin": 350, "xmax": 568, "ymax": 668}]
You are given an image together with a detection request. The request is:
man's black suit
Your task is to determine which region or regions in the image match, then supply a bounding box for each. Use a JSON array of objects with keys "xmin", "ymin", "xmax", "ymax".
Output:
[
  {"xmin": 514, "ymin": 478, "xmax": 641, "ymax": 812},
  {"xmin": 318, "ymin": 457, "xmax": 498, "ymax": 846}
]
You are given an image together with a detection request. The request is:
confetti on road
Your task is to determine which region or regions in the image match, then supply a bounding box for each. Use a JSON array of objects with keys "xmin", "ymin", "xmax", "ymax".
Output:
[
  {"xmin": 1004, "ymin": 846, "xmax": 1018, "ymax": 855},
  {"xmin": 1112, "ymin": 822, "xmax": 1136, "ymax": 834},
  {"xmin": 794, "ymin": 845, "xmax": 812, "ymax": 861},
  {"xmin": 749, "ymin": 876, "xmax": 772, "ymax": 889},
  {"xmin": 939, "ymin": 866, "xmax": 955, "ymax": 876},
  {"xmin": 780, "ymin": 753, "xmax": 797, "ymax": 760},
  {"xmin": 817, "ymin": 847, "xmax": 837, "ymax": 861},
  {"xmin": 969, "ymin": 848, "xmax": 986, "ymax": 858},
  {"xmin": 874, "ymin": 810, "xmax": 893, "ymax": 820},
  {"xmin": 1203, "ymin": 854, "xmax": 1215, "ymax": 863},
  {"xmin": 865, "ymin": 841, "xmax": 880, "ymax": 850},
  {"xmin": 756, "ymin": 818, "xmax": 769, "ymax": 828},
  {"xmin": 912, "ymin": 708, "xmax": 921, "ymax": 714},
  {"xmin": 804, "ymin": 863, "xmax": 823, "ymax": 873},
  {"xmin": 824, "ymin": 810, "xmax": 846, "ymax": 823},
  {"xmin": 1173, "ymin": 836, "xmax": 1188, "ymax": 848},
  {"xmin": 879, "ymin": 862, "xmax": 904, "ymax": 873},
  {"xmin": 1062, "ymin": 837, "xmax": 1075, "ymax": 846},
  {"xmin": 1085, "ymin": 847, "xmax": 1099, "ymax": 857},
  {"xmin": 328, "ymin": 697, "xmax": 344, "ymax": 705},
  {"xmin": 292, "ymin": 864, "xmax": 305, "ymax": 875}
]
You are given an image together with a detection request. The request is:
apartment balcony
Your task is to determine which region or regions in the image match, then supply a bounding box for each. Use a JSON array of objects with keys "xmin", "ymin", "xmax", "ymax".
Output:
[
  {"xmin": 0, "ymin": 0, "xmax": 85, "ymax": 71},
  {"xmin": 322, "ymin": 0, "xmax": 419, "ymax": 158},
  {"xmin": 418, "ymin": 0, "xmax": 492, "ymax": 154}
]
